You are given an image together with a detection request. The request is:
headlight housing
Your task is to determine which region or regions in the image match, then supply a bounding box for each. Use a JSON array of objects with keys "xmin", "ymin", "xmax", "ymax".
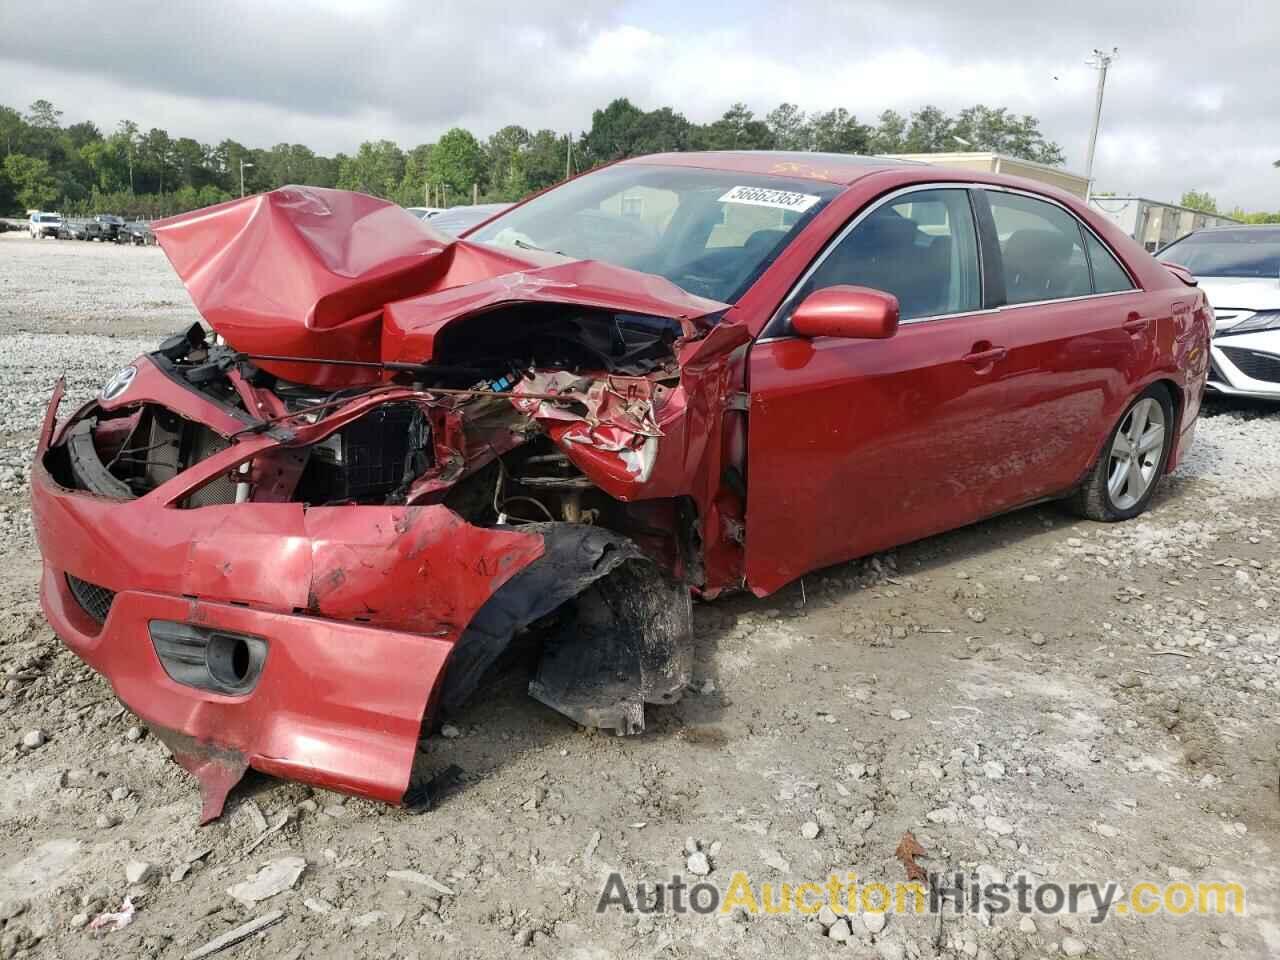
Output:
[{"xmin": 1217, "ymin": 311, "xmax": 1280, "ymax": 337}]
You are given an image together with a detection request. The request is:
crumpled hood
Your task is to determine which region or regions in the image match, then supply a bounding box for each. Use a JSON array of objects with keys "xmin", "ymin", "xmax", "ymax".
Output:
[{"xmin": 154, "ymin": 186, "xmax": 728, "ymax": 388}]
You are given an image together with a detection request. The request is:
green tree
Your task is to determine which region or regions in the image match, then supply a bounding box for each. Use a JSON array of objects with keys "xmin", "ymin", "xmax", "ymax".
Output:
[
  {"xmin": 63, "ymin": 121, "xmax": 101, "ymax": 150},
  {"xmin": 26, "ymin": 99, "xmax": 62, "ymax": 130},
  {"xmin": 336, "ymin": 139, "xmax": 406, "ymax": 198},
  {"xmin": 170, "ymin": 137, "xmax": 211, "ymax": 189},
  {"xmin": 809, "ymin": 108, "xmax": 870, "ymax": 154},
  {"xmin": 692, "ymin": 103, "xmax": 774, "ymax": 150},
  {"xmin": 23, "ymin": 100, "xmax": 63, "ymax": 161},
  {"xmin": 210, "ymin": 139, "xmax": 257, "ymax": 193},
  {"xmin": 870, "ymin": 110, "xmax": 907, "ymax": 153},
  {"xmin": 952, "ymin": 105, "xmax": 1064, "ymax": 164},
  {"xmin": 3, "ymin": 153, "xmax": 58, "ymax": 209},
  {"xmin": 524, "ymin": 129, "xmax": 568, "ymax": 192},
  {"xmin": 902, "ymin": 105, "xmax": 955, "ymax": 153},
  {"xmin": 765, "ymin": 103, "xmax": 812, "ymax": 151},
  {"xmin": 582, "ymin": 98, "xmax": 647, "ymax": 165},
  {"xmin": 1180, "ymin": 190, "xmax": 1218, "ymax": 213},
  {"xmin": 396, "ymin": 143, "xmax": 435, "ymax": 206},
  {"xmin": 139, "ymin": 127, "xmax": 174, "ymax": 195},
  {"xmin": 632, "ymin": 107, "xmax": 693, "ymax": 154},
  {"xmin": 0, "ymin": 106, "xmax": 25, "ymax": 156},
  {"xmin": 117, "ymin": 120, "xmax": 140, "ymax": 192},
  {"xmin": 429, "ymin": 128, "xmax": 485, "ymax": 200},
  {"xmin": 486, "ymin": 125, "xmax": 530, "ymax": 194}
]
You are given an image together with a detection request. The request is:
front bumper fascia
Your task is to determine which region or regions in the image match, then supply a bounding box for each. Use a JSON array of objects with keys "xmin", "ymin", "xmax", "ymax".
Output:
[{"xmin": 30, "ymin": 382, "xmax": 546, "ymax": 820}]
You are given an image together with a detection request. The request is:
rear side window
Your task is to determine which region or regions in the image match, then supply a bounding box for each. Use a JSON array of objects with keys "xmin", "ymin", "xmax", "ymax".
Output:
[
  {"xmin": 797, "ymin": 188, "xmax": 981, "ymax": 321},
  {"xmin": 1083, "ymin": 231, "xmax": 1134, "ymax": 293},
  {"xmin": 988, "ymin": 193, "xmax": 1091, "ymax": 304}
]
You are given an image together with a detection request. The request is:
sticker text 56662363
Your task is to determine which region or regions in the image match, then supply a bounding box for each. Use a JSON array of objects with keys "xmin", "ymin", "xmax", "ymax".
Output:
[{"xmin": 718, "ymin": 185, "xmax": 821, "ymax": 213}]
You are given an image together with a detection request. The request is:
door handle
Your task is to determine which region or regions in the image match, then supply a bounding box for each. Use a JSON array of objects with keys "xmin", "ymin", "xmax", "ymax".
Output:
[
  {"xmin": 963, "ymin": 346, "xmax": 1007, "ymax": 365},
  {"xmin": 1122, "ymin": 313, "xmax": 1151, "ymax": 333}
]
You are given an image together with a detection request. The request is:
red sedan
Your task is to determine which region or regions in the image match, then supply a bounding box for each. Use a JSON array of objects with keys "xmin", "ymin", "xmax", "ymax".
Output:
[{"xmin": 30, "ymin": 152, "xmax": 1210, "ymax": 818}]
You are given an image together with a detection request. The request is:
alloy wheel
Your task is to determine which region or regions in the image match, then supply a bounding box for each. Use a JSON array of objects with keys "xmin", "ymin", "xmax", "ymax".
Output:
[{"xmin": 1106, "ymin": 397, "xmax": 1166, "ymax": 510}]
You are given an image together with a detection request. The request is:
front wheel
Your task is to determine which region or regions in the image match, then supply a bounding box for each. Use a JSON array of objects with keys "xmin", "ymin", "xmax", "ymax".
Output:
[{"xmin": 1070, "ymin": 384, "xmax": 1174, "ymax": 522}]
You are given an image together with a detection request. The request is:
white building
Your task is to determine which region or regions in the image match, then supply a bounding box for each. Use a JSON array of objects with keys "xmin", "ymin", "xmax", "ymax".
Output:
[
  {"xmin": 887, "ymin": 152, "xmax": 1091, "ymax": 198},
  {"xmin": 1087, "ymin": 196, "xmax": 1239, "ymax": 252}
]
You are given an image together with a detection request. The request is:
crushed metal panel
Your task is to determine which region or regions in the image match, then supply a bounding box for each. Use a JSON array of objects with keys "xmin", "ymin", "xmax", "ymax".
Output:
[
  {"xmin": 528, "ymin": 557, "xmax": 692, "ymax": 735},
  {"xmin": 155, "ymin": 186, "xmax": 727, "ymax": 389}
]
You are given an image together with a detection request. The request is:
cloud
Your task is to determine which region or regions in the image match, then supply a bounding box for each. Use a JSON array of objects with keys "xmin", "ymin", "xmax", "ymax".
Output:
[{"xmin": 1, "ymin": 0, "xmax": 1276, "ymax": 208}]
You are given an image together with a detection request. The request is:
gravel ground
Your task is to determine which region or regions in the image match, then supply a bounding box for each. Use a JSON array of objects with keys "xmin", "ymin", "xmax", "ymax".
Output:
[{"xmin": 0, "ymin": 230, "xmax": 1277, "ymax": 959}]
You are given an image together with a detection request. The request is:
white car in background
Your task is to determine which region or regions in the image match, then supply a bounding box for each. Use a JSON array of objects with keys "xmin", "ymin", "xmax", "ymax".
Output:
[
  {"xmin": 1156, "ymin": 225, "xmax": 1280, "ymax": 400},
  {"xmin": 427, "ymin": 202, "xmax": 513, "ymax": 236},
  {"xmin": 28, "ymin": 211, "xmax": 63, "ymax": 239}
]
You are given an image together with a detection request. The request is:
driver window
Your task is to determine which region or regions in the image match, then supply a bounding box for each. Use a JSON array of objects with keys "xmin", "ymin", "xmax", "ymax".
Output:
[{"xmin": 797, "ymin": 189, "xmax": 981, "ymax": 321}]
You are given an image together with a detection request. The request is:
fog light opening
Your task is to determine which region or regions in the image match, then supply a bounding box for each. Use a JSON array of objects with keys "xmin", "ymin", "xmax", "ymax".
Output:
[
  {"xmin": 205, "ymin": 630, "xmax": 266, "ymax": 692},
  {"xmin": 229, "ymin": 636, "xmax": 251, "ymax": 683}
]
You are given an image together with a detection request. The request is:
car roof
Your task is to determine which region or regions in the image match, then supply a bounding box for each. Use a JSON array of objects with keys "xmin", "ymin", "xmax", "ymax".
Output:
[{"xmin": 620, "ymin": 151, "xmax": 924, "ymax": 185}]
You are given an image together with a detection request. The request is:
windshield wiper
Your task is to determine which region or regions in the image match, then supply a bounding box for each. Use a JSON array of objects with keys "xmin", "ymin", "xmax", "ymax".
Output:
[{"xmin": 510, "ymin": 238, "xmax": 569, "ymax": 256}]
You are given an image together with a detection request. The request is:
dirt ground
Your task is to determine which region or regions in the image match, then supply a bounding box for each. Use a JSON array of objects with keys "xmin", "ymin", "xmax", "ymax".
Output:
[{"xmin": 0, "ymin": 231, "xmax": 1277, "ymax": 959}]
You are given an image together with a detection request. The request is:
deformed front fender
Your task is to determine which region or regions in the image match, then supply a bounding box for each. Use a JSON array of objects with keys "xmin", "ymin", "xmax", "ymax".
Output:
[{"xmin": 441, "ymin": 523, "xmax": 693, "ymax": 736}]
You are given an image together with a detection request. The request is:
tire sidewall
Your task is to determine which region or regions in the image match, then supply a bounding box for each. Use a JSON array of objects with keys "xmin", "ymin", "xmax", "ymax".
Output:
[{"xmin": 1101, "ymin": 385, "xmax": 1175, "ymax": 520}]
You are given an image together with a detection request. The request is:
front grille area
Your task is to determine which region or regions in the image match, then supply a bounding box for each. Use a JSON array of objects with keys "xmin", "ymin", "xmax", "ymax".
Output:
[
  {"xmin": 66, "ymin": 574, "xmax": 116, "ymax": 624},
  {"xmin": 1220, "ymin": 346, "xmax": 1280, "ymax": 384}
]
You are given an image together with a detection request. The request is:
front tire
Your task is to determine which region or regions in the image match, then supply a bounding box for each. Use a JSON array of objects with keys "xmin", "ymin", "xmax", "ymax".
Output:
[{"xmin": 1071, "ymin": 384, "xmax": 1174, "ymax": 522}]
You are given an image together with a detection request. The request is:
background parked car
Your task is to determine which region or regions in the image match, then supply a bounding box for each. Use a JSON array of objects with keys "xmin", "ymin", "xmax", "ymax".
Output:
[
  {"xmin": 1156, "ymin": 225, "xmax": 1280, "ymax": 400},
  {"xmin": 92, "ymin": 214, "xmax": 125, "ymax": 241},
  {"xmin": 116, "ymin": 220, "xmax": 156, "ymax": 246},
  {"xmin": 404, "ymin": 206, "xmax": 444, "ymax": 220},
  {"xmin": 28, "ymin": 212, "xmax": 62, "ymax": 238},
  {"xmin": 57, "ymin": 219, "xmax": 89, "ymax": 240},
  {"xmin": 427, "ymin": 202, "xmax": 512, "ymax": 236}
]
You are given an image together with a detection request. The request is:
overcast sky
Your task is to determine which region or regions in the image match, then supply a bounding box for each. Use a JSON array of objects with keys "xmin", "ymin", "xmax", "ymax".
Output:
[{"xmin": 1, "ymin": 0, "xmax": 1276, "ymax": 208}]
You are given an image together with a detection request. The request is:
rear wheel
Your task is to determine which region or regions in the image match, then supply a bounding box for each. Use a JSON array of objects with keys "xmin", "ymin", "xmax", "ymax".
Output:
[{"xmin": 1071, "ymin": 384, "xmax": 1173, "ymax": 521}]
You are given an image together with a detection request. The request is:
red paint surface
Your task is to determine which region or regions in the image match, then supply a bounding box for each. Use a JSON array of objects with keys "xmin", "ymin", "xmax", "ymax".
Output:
[
  {"xmin": 739, "ymin": 171, "xmax": 1209, "ymax": 594},
  {"xmin": 32, "ymin": 377, "xmax": 545, "ymax": 809},
  {"xmin": 38, "ymin": 164, "xmax": 1210, "ymax": 811},
  {"xmin": 153, "ymin": 186, "xmax": 726, "ymax": 388}
]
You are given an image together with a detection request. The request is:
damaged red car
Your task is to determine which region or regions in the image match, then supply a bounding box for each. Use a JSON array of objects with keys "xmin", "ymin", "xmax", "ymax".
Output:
[{"xmin": 30, "ymin": 152, "xmax": 1211, "ymax": 820}]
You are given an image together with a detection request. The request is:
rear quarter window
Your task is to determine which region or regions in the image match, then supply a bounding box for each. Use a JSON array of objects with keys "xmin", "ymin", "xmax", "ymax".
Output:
[{"xmin": 1083, "ymin": 231, "xmax": 1135, "ymax": 294}]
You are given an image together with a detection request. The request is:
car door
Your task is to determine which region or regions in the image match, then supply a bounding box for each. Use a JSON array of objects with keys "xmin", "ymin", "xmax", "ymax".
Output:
[
  {"xmin": 743, "ymin": 186, "xmax": 1021, "ymax": 596},
  {"xmin": 974, "ymin": 188, "xmax": 1150, "ymax": 503}
]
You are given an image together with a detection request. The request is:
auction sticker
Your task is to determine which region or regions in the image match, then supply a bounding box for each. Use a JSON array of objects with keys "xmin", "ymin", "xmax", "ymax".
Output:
[{"xmin": 718, "ymin": 185, "xmax": 821, "ymax": 212}]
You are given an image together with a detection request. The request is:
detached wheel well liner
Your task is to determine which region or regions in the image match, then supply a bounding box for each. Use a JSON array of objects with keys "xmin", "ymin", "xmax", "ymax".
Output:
[{"xmin": 438, "ymin": 522, "xmax": 692, "ymax": 733}]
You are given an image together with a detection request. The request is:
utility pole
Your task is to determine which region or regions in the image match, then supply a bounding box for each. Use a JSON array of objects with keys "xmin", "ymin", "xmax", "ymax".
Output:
[
  {"xmin": 565, "ymin": 133, "xmax": 573, "ymax": 181},
  {"xmin": 1084, "ymin": 48, "xmax": 1117, "ymax": 203},
  {"xmin": 239, "ymin": 159, "xmax": 254, "ymax": 198}
]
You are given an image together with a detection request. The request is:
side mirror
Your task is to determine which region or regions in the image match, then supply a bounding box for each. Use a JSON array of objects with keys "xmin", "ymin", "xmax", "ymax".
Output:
[{"xmin": 790, "ymin": 285, "xmax": 900, "ymax": 340}]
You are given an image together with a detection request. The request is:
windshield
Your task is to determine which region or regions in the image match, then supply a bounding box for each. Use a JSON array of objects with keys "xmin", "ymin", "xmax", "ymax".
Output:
[
  {"xmin": 469, "ymin": 163, "xmax": 842, "ymax": 303},
  {"xmin": 1156, "ymin": 229, "xmax": 1280, "ymax": 278},
  {"xmin": 37, "ymin": 214, "xmax": 60, "ymax": 223}
]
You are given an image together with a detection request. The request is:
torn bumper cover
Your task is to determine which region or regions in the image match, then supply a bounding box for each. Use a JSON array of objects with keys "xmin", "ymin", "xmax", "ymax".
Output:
[
  {"xmin": 33, "ymin": 414, "xmax": 536, "ymax": 820},
  {"xmin": 29, "ymin": 186, "xmax": 730, "ymax": 819},
  {"xmin": 33, "ymin": 416, "xmax": 690, "ymax": 818}
]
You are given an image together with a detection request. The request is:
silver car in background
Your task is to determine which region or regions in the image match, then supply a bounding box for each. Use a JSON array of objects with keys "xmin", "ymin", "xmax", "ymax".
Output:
[
  {"xmin": 427, "ymin": 202, "xmax": 512, "ymax": 236},
  {"xmin": 1157, "ymin": 226, "xmax": 1280, "ymax": 400}
]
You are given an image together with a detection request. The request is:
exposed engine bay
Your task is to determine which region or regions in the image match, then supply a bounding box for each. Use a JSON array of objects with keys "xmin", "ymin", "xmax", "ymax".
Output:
[
  {"xmin": 47, "ymin": 311, "xmax": 700, "ymax": 727},
  {"xmin": 32, "ymin": 185, "xmax": 751, "ymax": 819}
]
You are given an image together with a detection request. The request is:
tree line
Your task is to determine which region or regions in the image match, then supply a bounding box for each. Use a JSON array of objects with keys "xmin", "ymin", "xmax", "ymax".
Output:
[
  {"xmin": 4, "ymin": 96, "xmax": 1070, "ymax": 218},
  {"xmin": 1180, "ymin": 189, "xmax": 1280, "ymax": 224}
]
